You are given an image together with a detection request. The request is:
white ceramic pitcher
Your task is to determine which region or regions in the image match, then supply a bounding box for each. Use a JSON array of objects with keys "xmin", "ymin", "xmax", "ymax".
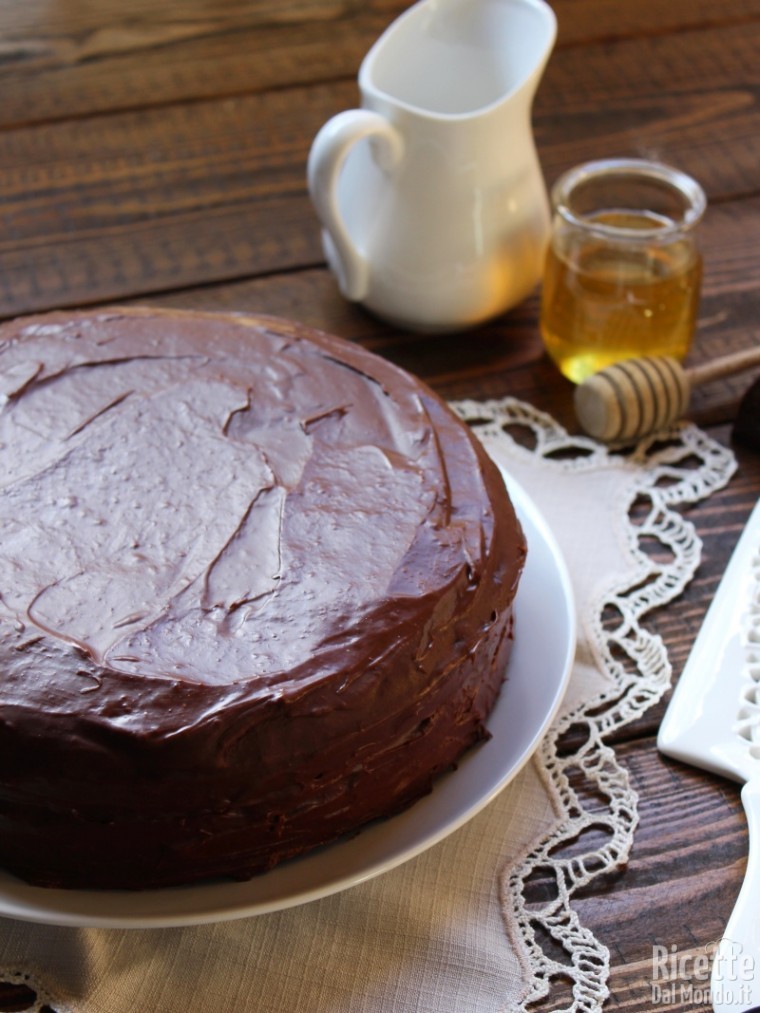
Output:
[{"xmin": 307, "ymin": 0, "xmax": 557, "ymax": 332}]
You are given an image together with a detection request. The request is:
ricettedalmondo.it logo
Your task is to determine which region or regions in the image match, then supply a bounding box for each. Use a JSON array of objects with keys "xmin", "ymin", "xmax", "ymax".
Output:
[{"xmin": 651, "ymin": 939, "xmax": 756, "ymax": 1009}]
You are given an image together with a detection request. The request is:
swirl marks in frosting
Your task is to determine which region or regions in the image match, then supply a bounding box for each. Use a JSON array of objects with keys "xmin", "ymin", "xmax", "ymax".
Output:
[{"xmin": 0, "ymin": 309, "xmax": 471, "ymax": 688}]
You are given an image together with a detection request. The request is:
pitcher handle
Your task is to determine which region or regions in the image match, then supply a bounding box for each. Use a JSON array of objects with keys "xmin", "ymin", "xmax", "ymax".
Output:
[{"xmin": 307, "ymin": 110, "xmax": 404, "ymax": 301}]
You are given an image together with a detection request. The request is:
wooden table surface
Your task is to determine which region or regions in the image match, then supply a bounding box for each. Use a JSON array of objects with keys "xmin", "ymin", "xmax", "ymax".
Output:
[{"xmin": 1, "ymin": 2, "xmax": 759, "ymax": 1010}]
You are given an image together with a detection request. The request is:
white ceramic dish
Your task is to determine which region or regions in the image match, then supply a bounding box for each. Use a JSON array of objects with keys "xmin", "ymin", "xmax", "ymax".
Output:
[{"xmin": 0, "ymin": 471, "xmax": 575, "ymax": 928}]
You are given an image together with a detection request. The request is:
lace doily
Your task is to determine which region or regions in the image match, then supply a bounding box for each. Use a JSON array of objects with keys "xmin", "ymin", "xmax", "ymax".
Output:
[
  {"xmin": 0, "ymin": 969, "xmax": 70, "ymax": 1012},
  {"xmin": 452, "ymin": 396, "xmax": 737, "ymax": 1012}
]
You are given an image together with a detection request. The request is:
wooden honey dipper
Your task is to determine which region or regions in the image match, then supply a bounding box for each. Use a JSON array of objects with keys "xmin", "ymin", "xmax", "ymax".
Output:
[{"xmin": 574, "ymin": 346, "xmax": 760, "ymax": 442}]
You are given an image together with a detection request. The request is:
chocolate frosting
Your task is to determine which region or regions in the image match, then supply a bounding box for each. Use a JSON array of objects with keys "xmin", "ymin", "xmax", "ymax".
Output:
[{"xmin": 0, "ymin": 308, "xmax": 525, "ymax": 889}]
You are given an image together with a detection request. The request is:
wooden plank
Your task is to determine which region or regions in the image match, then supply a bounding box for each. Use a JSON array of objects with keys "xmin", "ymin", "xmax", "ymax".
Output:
[
  {"xmin": 535, "ymin": 23, "xmax": 760, "ymax": 195},
  {"xmin": 0, "ymin": 1, "xmax": 403, "ymax": 128},
  {"xmin": 0, "ymin": 83, "xmax": 334, "ymax": 317},
  {"xmin": 0, "ymin": 20, "xmax": 757, "ymax": 319},
  {"xmin": 1, "ymin": 1, "xmax": 758, "ymax": 127},
  {"xmin": 553, "ymin": 0, "xmax": 760, "ymax": 46},
  {"xmin": 0, "ymin": 144, "xmax": 756, "ymax": 368}
]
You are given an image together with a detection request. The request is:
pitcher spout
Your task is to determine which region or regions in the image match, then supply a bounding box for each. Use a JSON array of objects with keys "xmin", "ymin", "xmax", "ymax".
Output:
[{"xmin": 360, "ymin": 0, "xmax": 556, "ymax": 119}]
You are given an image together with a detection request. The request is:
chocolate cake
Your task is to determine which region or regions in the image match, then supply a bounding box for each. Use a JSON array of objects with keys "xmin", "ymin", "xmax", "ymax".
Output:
[{"xmin": 0, "ymin": 307, "xmax": 526, "ymax": 890}]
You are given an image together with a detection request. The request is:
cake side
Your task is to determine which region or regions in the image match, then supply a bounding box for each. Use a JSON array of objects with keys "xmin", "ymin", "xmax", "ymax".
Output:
[{"xmin": 0, "ymin": 308, "xmax": 525, "ymax": 889}]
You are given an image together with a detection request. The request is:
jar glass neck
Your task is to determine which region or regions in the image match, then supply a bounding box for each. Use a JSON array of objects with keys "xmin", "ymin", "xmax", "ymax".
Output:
[{"xmin": 551, "ymin": 158, "xmax": 706, "ymax": 241}]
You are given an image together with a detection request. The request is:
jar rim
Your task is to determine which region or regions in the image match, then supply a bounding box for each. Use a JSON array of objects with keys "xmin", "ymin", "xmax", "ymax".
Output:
[{"xmin": 551, "ymin": 158, "xmax": 707, "ymax": 240}]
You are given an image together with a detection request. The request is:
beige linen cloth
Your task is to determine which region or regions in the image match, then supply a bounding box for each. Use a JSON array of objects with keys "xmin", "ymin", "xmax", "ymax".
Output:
[{"xmin": 0, "ymin": 397, "xmax": 736, "ymax": 1013}]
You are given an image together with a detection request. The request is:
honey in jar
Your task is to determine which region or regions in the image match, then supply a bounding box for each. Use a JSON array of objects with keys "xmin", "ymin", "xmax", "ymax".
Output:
[{"xmin": 539, "ymin": 160, "xmax": 706, "ymax": 384}]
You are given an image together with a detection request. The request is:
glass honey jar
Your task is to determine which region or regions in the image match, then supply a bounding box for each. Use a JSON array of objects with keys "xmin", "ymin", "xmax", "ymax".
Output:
[{"xmin": 539, "ymin": 158, "xmax": 706, "ymax": 383}]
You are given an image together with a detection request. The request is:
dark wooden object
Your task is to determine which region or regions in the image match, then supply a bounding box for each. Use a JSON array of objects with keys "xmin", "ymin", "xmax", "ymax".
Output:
[{"xmin": 1, "ymin": 2, "xmax": 760, "ymax": 1010}]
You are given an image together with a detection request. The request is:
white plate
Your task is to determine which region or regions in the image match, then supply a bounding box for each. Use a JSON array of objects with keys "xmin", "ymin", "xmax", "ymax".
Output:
[{"xmin": 0, "ymin": 472, "xmax": 575, "ymax": 928}]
